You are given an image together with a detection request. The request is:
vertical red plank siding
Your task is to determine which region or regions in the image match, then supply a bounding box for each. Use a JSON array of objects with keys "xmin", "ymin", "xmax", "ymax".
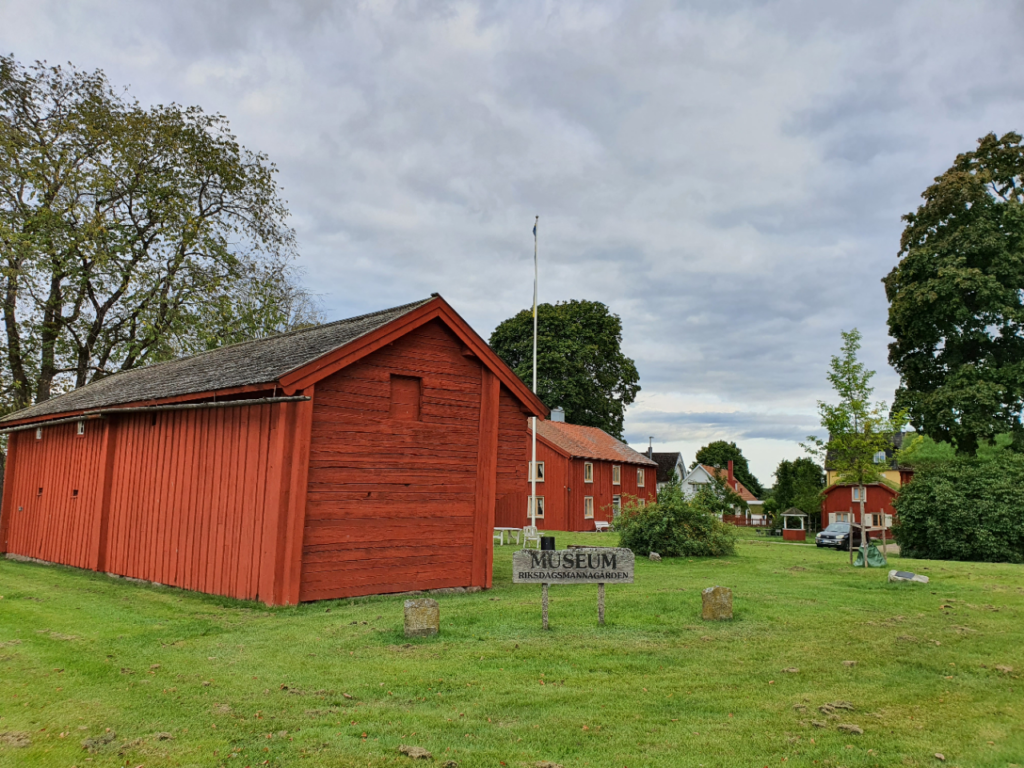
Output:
[
  {"xmin": 493, "ymin": 391, "xmax": 531, "ymax": 528},
  {"xmin": 3, "ymin": 404, "xmax": 279, "ymax": 602},
  {"xmin": 91, "ymin": 420, "xmax": 117, "ymax": 571},
  {"xmin": 0, "ymin": 431, "xmax": 17, "ymax": 553},
  {"xmin": 282, "ymin": 390, "xmax": 315, "ymax": 605},
  {"xmin": 2, "ymin": 422, "xmax": 104, "ymax": 567},
  {"xmin": 472, "ymin": 369, "xmax": 500, "ymax": 588}
]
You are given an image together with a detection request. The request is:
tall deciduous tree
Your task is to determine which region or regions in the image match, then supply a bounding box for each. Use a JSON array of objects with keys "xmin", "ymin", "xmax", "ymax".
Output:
[
  {"xmin": 690, "ymin": 440, "xmax": 764, "ymax": 498},
  {"xmin": 884, "ymin": 131, "xmax": 1024, "ymax": 455},
  {"xmin": 489, "ymin": 299, "xmax": 640, "ymax": 438},
  {"xmin": 804, "ymin": 329, "xmax": 907, "ymax": 545},
  {"xmin": 0, "ymin": 56, "xmax": 319, "ymax": 413}
]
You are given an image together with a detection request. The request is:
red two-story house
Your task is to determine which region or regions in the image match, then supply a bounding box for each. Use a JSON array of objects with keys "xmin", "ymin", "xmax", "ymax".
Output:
[{"xmin": 495, "ymin": 420, "xmax": 657, "ymax": 532}]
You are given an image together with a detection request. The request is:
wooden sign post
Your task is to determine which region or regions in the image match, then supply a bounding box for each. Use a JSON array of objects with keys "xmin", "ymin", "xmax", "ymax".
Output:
[{"xmin": 513, "ymin": 547, "xmax": 634, "ymax": 628}]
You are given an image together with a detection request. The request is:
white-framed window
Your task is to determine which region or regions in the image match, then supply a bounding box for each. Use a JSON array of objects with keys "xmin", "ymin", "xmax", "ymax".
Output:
[
  {"xmin": 584, "ymin": 496, "xmax": 594, "ymax": 519},
  {"xmin": 870, "ymin": 513, "xmax": 883, "ymax": 527},
  {"xmin": 35, "ymin": 427, "xmax": 42, "ymax": 440},
  {"xmin": 873, "ymin": 450, "xmax": 886, "ymax": 464},
  {"xmin": 529, "ymin": 461, "xmax": 545, "ymax": 482},
  {"xmin": 528, "ymin": 495, "xmax": 545, "ymax": 519},
  {"xmin": 612, "ymin": 495, "xmax": 622, "ymax": 515},
  {"xmin": 612, "ymin": 465, "xmax": 621, "ymax": 485},
  {"xmin": 637, "ymin": 468, "xmax": 645, "ymax": 487},
  {"xmin": 584, "ymin": 462, "xmax": 593, "ymax": 483},
  {"xmin": 637, "ymin": 498, "xmax": 646, "ymax": 508},
  {"xmin": 834, "ymin": 512, "xmax": 850, "ymax": 523},
  {"xmin": 76, "ymin": 420, "xmax": 85, "ymax": 436},
  {"xmin": 852, "ymin": 486, "xmax": 866, "ymax": 502}
]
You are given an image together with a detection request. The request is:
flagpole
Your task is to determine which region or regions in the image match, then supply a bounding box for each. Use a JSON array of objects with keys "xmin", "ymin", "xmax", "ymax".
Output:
[{"xmin": 531, "ymin": 216, "xmax": 539, "ymax": 528}]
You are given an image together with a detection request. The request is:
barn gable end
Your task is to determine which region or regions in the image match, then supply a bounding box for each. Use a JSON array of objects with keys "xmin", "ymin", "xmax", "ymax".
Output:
[{"xmin": 301, "ymin": 320, "xmax": 489, "ymax": 601}]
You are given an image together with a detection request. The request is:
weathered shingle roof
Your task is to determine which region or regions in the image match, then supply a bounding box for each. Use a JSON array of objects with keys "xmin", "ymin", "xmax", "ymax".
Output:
[
  {"xmin": 537, "ymin": 421, "xmax": 657, "ymax": 466},
  {"xmin": 1, "ymin": 297, "xmax": 435, "ymax": 423},
  {"xmin": 651, "ymin": 451, "xmax": 683, "ymax": 483}
]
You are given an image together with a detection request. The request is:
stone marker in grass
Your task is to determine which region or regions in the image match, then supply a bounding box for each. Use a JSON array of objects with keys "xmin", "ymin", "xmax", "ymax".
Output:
[
  {"xmin": 404, "ymin": 599, "xmax": 439, "ymax": 638},
  {"xmin": 702, "ymin": 586, "xmax": 732, "ymax": 620},
  {"xmin": 889, "ymin": 570, "xmax": 929, "ymax": 584}
]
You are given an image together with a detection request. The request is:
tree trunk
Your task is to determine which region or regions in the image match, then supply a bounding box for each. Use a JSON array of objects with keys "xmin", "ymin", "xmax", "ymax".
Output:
[
  {"xmin": 35, "ymin": 274, "xmax": 65, "ymax": 403},
  {"xmin": 859, "ymin": 486, "xmax": 867, "ymax": 568}
]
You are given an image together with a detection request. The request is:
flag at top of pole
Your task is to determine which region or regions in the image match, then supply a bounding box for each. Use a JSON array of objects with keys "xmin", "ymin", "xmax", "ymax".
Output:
[{"xmin": 530, "ymin": 216, "xmax": 539, "ymax": 528}]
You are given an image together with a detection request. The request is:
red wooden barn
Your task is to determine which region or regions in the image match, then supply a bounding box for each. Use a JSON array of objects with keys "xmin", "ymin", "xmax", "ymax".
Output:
[
  {"xmin": 821, "ymin": 482, "xmax": 899, "ymax": 534},
  {"xmin": 495, "ymin": 420, "xmax": 657, "ymax": 532},
  {"xmin": 0, "ymin": 295, "xmax": 546, "ymax": 605}
]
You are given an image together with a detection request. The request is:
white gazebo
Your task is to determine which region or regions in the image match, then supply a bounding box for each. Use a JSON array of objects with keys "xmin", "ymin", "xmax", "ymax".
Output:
[{"xmin": 781, "ymin": 508, "xmax": 807, "ymax": 541}]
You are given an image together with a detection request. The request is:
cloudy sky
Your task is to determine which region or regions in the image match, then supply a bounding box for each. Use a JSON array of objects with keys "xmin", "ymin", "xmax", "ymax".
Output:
[{"xmin": 3, "ymin": 0, "xmax": 1022, "ymax": 484}]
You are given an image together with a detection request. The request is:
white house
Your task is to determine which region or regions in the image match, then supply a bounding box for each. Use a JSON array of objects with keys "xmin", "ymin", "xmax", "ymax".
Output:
[{"xmin": 681, "ymin": 460, "xmax": 765, "ymax": 523}]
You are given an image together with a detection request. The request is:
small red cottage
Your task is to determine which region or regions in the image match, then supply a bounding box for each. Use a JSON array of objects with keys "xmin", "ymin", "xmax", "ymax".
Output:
[
  {"xmin": 821, "ymin": 483, "xmax": 899, "ymax": 534},
  {"xmin": 494, "ymin": 420, "xmax": 657, "ymax": 532},
  {"xmin": 0, "ymin": 295, "xmax": 546, "ymax": 605}
]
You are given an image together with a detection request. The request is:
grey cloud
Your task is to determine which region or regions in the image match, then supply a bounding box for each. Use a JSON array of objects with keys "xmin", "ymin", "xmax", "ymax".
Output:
[
  {"xmin": 625, "ymin": 409, "xmax": 822, "ymax": 445},
  {"xmin": 2, "ymin": 0, "xmax": 1020, "ymax": 479}
]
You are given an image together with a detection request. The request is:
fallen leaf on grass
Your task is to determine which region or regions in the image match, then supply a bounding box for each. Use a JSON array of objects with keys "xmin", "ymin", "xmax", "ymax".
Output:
[
  {"xmin": 842, "ymin": 661, "xmax": 857, "ymax": 667},
  {"xmin": 995, "ymin": 665, "xmax": 1014, "ymax": 674},
  {"xmin": 934, "ymin": 754, "xmax": 945, "ymax": 762},
  {"xmin": 782, "ymin": 668, "xmax": 799, "ymax": 674},
  {"xmin": 535, "ymin": 763, "xmax": 564, "ymax": 768}
]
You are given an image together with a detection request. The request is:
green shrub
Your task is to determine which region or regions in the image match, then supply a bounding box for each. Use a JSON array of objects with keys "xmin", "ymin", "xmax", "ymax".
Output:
[
  {"xmin": 893, "ymin": 453, "xmax": 1024, "ymax": 563},
  {"xmin": 616, "ymin": 484, "xmax": 736, "ymax": 557}
]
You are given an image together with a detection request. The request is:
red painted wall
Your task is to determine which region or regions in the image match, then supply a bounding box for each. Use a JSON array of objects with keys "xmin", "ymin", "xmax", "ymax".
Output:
[
  {"xmin": 2, "ymin": 398, "xmax": 311, "ymax": 604},
  {"xmin": 820, "ymin": 484, "xmax": 898, "ymax": 531},
  {"xmin": 2, "ymin": 421, "xmax": 107, "ymax": 570},
  {"xmin": 299, "ymin": 320, "xmax": 498, "ymax": 601},
  {"xmin": 499, "ymin": 437, "xmax": 656, "ymax": 532}
]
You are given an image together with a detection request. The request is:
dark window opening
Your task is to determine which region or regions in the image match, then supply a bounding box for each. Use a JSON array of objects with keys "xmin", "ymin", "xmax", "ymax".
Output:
[
  {"xmin": 151, "ymin": 414, "xmax": 158, "ymax": 426},
  {"xmin": 72, "ymin": 489, "xmax": 79, "ymax": 498},
  {"xmin": 389, "ymin": 375, "xmax": 421, "ymax": 421},
  {"xmin": 37, "ymin": 487, "xmax": 43, "ymax": 496}
]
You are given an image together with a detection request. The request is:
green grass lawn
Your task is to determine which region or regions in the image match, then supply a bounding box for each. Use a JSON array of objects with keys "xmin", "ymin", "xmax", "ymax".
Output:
[{"xmin": 1, "ymin": 529, "xmax": 1022, "ymax": 768}]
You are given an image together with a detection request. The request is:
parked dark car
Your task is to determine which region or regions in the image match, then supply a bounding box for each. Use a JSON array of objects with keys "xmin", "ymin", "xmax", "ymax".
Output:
[{"xmin": 815, "ymin": 522, "xmax": 862, "ymax": 550}]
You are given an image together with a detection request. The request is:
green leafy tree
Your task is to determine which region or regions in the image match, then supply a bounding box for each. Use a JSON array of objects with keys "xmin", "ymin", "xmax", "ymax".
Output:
[
  {"xmin": 690, "ymin": 440, "xmax": 764, "ymax": 497},
  {"xmin": 884, "ymin": 131, "xmax": 1024, "ymax": 455},
  {"xmin": 804, "ymin": 329, "xmax": 907, "ymax": 533},
  {"xmin": 893, "ymin": 453, "xmax": 1024, "ymax": 563},
  {"xmin": 0, "ymin": 56, "xmax": 319, "ymax": 413},
  {"xmin": 488, "ymin": 299, "xmax": 640, "ymax": 438},
  {"xmin": 615, "ymin": 483, "xmax": 736, "ymax": 558},
  {"xmin": 899, "ymin": 432, "xmax": 1013, "ymax": 469},
  {"xmin": 764, "ymin": 457, "xmax": 825, "ymax": 530}
]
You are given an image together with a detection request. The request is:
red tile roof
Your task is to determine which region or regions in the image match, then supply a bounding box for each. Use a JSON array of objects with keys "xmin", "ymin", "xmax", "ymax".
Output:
[
  {"xmin": 702, "ymin": 465, "xmax": 760, "ymax": 502},
  {"xmin": 536, "ymin": 421, "xmax": 657, "ymax": 466}
]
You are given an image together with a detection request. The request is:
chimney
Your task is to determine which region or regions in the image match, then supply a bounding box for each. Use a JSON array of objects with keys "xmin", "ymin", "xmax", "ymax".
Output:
[
  {"xmin": 550, "ymin": 407, "xmax": 565, "ymax": 423},
  {"xmin": 728, "ymin": 460, "xmax": 735, "ymax": 489}
]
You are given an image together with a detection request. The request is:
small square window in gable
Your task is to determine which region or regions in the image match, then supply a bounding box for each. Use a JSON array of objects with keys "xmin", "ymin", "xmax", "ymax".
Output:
[{"xmin": 389, "ymin": 375, "xmax": 422, "ymax": 421}]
